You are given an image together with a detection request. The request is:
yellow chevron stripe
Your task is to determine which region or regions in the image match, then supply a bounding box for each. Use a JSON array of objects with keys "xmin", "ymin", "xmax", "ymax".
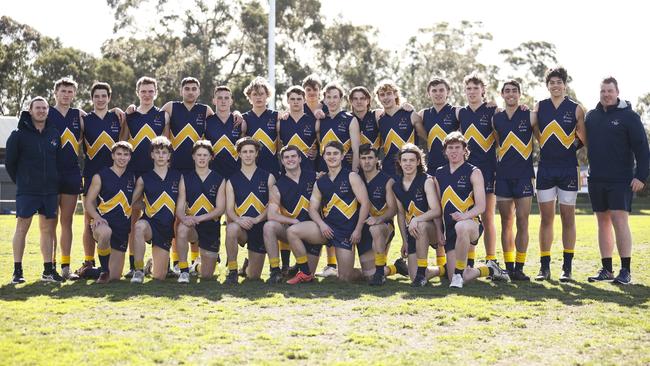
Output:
[
  {"xmin": 129, "ymin": 124, "xmax": 157, "ymax": 150},
  {"xmin": 144, "ymin": 192, "xmax": 176, "ymax": 217},
  {"xmin": 171, "ymin": 124, "xmax": 201, "ymax": 150},
  {"xmin": 186, "ymin": 194, "xmax": 214, "ymax": 216},
  {"xmin": 406, "ymin": 201, "xmax": 424, "ymax": 224},
  {"xmin": 382, "ymin": 129, "xmax": 414, "ymax": 155},
  {"xmin": 280, "ymin": 196, "xmax": 310, "ymax": 219},
  {"xmin": 98, "ymin": 191, "xmax": 132, "ymax": 217},
  {"xmin": 498, "ymin": 132, "xmax": 532, "ymax": 160},
  {"xmin": 323, "ymin": 194, "xmax": 358, "ymax": 219},
  {"xmin": 539, "ymin": 120, "xmax": 575, "ymax": 149},
  {"xmin": 212, "ymin": 135, "xmax": 238, "ymax": 159},
  {"xmin": 251, "ymin": 129, "xmax": 277, "ymax": 154},
  {"xmin": 320, "ymin": 129, "xmax": 351, "ymax": 154},
  {"xmin": 370, "ymin": 202, "xmax": 387, "ymax": 217},
  {"xmin": 60, "ymin": 128, "xmax": 80, "ymax": 155},
  {"xmin": 360, "ymin": 133, "xmax": 381, "ymax": 150},
  {"xmin": 85, "ymin": 131, "xmax": 117, "ymax": 159},
  {"xmin": 441, "ymin": 186, "xmax": 474, "ymax": 213},
  {"xmin": 235, "ymin": 192, "xmax": 266, "ymax": 216},
  {"xmin": 286, "ymin": 134, "xmax": 313, "ymax": 155},
  {"xmin": 463, "ymin": 124, "xmax": 495, "ymax": 152},
  {"xmin": 427, "ymin": 124, "xmax": 448, "ymax": 149}
]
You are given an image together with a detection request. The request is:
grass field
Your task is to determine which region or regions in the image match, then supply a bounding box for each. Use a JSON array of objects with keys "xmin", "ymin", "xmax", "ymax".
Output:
[{"xmin": 1, "ymin": 211, "xmax": 649, "ymax": 365}]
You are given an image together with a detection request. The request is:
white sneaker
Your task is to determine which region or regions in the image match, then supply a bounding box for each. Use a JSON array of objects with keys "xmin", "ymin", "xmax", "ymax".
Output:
[
  {"xmin": 131, "ymin": 270, "xmax": 145, "ymax": 284},
  {"xmin": 487, "ymin": 260, "xmax": 510, "ymax": 282},
  {"xmin": 450, "ymin": 273, "xmax": 463, "ymax": 288},
  {"xmin": 172, "ymin": 264, "xmax": 181, "ymax": 277},
  {"xmin": 189, "ymin": 257, "xmax": 201, "ymax": 277},
  {"xmin": 61, "ymin": 266, "xmax": 79, "ymax": 280},
  {"xmin": 316, "ymin": 265, "xmax": 338, "ymax": 278},
  {"xmin": 178, "ymin": 272, "xmax": 190, "ymax": 283},
  {"xmin": 143, "ymin": 258, "xmax": 153, "ymax": 276}
]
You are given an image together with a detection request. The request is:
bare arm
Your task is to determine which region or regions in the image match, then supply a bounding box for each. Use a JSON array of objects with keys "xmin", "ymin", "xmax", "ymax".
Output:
[
  {"xmin": 131, "ymin": 177, "xmax": 145, "ymax": 207},
  {"xmin": 432, "ymin": 177, "xmax": 445, "ymax": 246},
  {"xmin": 412, "ymin": 110, "xmax": 427, "ymax": 141},
  {"xmin": 268, "ymin": 185, "xmax": 299, "ymax": 225},
  {"xmin": 349, "ymin": 117, "xmax": 361, "ymax": 172},
  {"xmin": 162, "ymin": 111, "xmax": 171, "ymax": 137},
  {"xmin": 575, "ymin": 104, "xmax": 587, "ymax": 147},
  {"xmin": 349, "ymin": 172, "xmax": 370, "ymax": 237},
  {"xmin": 84, "ymin": 174, "xmax": 106, "ymax": 225},
  {"xmin": 366, "ymin": 178, "xmax": 397, "ymax": 225},
  {"xmin": 451, "ymin": 169, "xmax": 485, "ymax": 221}
]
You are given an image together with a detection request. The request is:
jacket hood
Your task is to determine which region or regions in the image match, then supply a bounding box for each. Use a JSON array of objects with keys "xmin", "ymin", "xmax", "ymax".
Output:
[
  {"xmin": 17, "ymin": 111, "xmax": 36, "ymax": 131},
  {"xmin": 596, "ymin": 98, "xmax": 632, "ymax": 112}
]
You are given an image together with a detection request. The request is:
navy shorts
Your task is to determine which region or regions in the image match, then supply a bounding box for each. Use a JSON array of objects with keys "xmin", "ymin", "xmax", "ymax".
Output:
[
  {"xmin": 197, "ymin": 220, "xmax": 221, "ymax": 253},
  {"xmin": 588, "ymin": 181, "xmax": 633, "ymax": 213},
  {"xmin": 16, "ymin": 194, "xmax": 58, "ymax": 219},
  {"xmin": 536, "ymin": 166, "xmax": 578, "ymax": 191},
  {"xmin": 330, "ymin": 231, "xmax": 372, "ymax": 256},
  {"xmin": 143, "ymin": 217, "xmax": 174, "ymax": 251},
  {"xmin": 406, "ymin": 233, "xmax": 417, "ymax": 255},
  {"xmin": 305, "ymin": 243, "xmax": 323, "ymax": 257},
  {"xmin": 359, "ymin": 222, "xmax": 395, "ymax": 251},
  {"xmin": 104, "ymin": 219, "xmax": 130, "ymax": 252},
  {"xmin": 58, "ymin": 169, "xmax": 82, "ymax": 195},
  {"xmin": 444, "ymin": 220, "xmax": 483, "ymax": 252},
  {"xmin": 472, "ymin": 162, "xmax": 495, "ymax": 194},
  {"xmin": 246, "ymin": 222, "xmax": 266, "ymax": 254},
  {"xmin": 495, "ymin": 178, "xmax": 534, "ymax": 199}
]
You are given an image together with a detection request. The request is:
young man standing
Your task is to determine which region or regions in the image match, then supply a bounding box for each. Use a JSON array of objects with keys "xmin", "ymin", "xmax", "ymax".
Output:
[
  {"xmin": 349, "ymin": 86, "xmax": 381, "ymax": 151},
  {"xmin": 534, "ymin": 67, "xmax": 586, "ymax": 282},
  {"xmin": 84, "ymin": 141, "xmax": 136, "ymax": 284},
  {"xmin": 286, "ymin": 141, "xmax": 370, "ymax": 284},
  {"xmin": 175, "ymin": 140, "xmax": 226, "ymax": 283},
  {"xmin": 6, "ymin": 97, "xmax": 63, "ymax": 283},
  {"xmin": 278, "ymin": 86, "xmax": 318, "ymax": 172},
  {"xmin": 224, "ymin": 137, "xmax": 275, "ymax": 284},
  {"xmin": 205, "ymin": 85, "xmax": 244, "ymax": 179},
  {"xmin": 130, "ymin": 136, "xmax": 180, "ymax": 282},
  {"xmin": 585, "ymin": 77, "xmax": 649, "ymax": 285},
  {"xmin": 434, "ymin": 132, "xmax": 510, "ymax": 288},
  {"xmin": 243, "ymin": 77, "xmax": 281, "ymax": 178},
  {"xmin": 493, "ymin": 81, "xmax": 535, "ymax": 280}
]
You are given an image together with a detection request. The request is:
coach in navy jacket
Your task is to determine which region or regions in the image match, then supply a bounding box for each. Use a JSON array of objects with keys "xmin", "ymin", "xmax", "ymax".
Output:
[{"xmin": 584, "ymin": 77, "xmax": 649, "ymax": 285}]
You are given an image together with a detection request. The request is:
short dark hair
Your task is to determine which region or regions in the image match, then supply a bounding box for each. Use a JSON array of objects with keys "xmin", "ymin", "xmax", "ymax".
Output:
[
  {"xmin": 91, "ymin": 82, "xmax": 112, "ymax": 98},
  {"xmin": 29, "ymin": 96, "xmax": 48, "ymax": 110},
  {"xmin": 348, "ymin": 86, "xmax": 372, "ymax": 110},
  {"xmin": 302, "ymin": 74, "xmax": 322, "ymax": 90},
  {"xmin": 213, "ymin": 85, "xmax": 232, "ymax": 95},
  {"xmin": 280, "ymin": 145, "xmax": 302, "ymax": 159},
  {"xmin": 235, "ymin": 136, "xmax": 261, "ymax": 153},
  {"xmin": 150, "ymin": 136, "xmax": 173, "ymax": 154},
  {"xmin": 396, "ymin": 143, "xmax": 426, "ymax": 176},
  {"xmin": 136, "ymin": 76, "xmax": 157, "ymax": 91},
  {"xmin": 464, "ymin": 73, "xmax": 485, "ymax": 87},
  {"xmin": 601, "ymin": 76, "xmax": 619, "ymax": 92},
  {"xmin": 323, "ymin": 82, "xmax": 345, "ymax": 99},
  {"xmin": 359, "ymin": 143, "xmax": 378, "ymax": 157},
  {"xmin": 285, "ymin": 85, "xmax": 305, "ymax": 99},
  {"xmin": 53, "ymin": 77, "xmax": 78, "ymax": 92},
  {"xmin": 323, "ymin": 140, "xmax": 344, "ymax": 154},
  {"xmin": 545, "ymin": 67, "xmax": 568, "ymax": 84},
  {"xmin": 501, "ymin": 80, "xmax": 521, "ymax": 93},
  {"xmin": 191, "ymin": 140, "xmax": 213, "ymax": 155},
  {"xmin": 181, "ymin": 77, "xmax": 200, "ymax": 88},
  {"xmin": 111, "ymin": 141, "xmax": 133, "ymax": 154},
  {"xmin": 427, "ymin": 78, "xmax": 451, "ymax": 92}
]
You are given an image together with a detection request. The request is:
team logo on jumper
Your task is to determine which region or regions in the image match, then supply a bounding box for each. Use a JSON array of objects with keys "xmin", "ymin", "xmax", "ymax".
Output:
[
  {"xmin": 267, "ymin": 118, "xmax": 276, "ymax": 130},
  {"xmin": 50, "ymin": 138, "xmax": 58, "ymax": 147},
  {"xmin": 562, "ymin": 111, "xmax": 574, "ymax": 124},
  {"xmin": 306, "ymin": 181, "xmax": 314, "ymax": 194},
  {"xmin": 72, "ymin": 116, "xmax": 80, "ymax": 129},
  {"xmin": 337, "ymin": 119, "xmax": 349, "ymax": 133},
  {"xmin": 442, "ymin": 114, "xmax": 454, "ymax": 125},
  {"xmin": 372, "ymin": 186, "xmax": 383, "ymax": 200},
  {"xmin": 126, "ymin": 177, "xmax": 135, "ymax": 192},
  {"xmin": 479, "ymin": 114, "xmax": 490, "ymax": 125},
  {"xmin": 457, "ymin": 175, "xmax": 468, "ymax": 189},
  {"xmin": 196, "ymin": 114, "xmax": 205, "ymax": 127},
  {"xmin": 258, "ymin": 181, "xmax": 268, "ymax": 194},
  {"xmin": 414, "ymin": 188, "xmax": 424, "ymax": 201},
  {"xmin": 398, "ymin": 117, "xmax": 409, "ymax": 130},
  {"xmin": 339, "ymin": 180, "xmax": 350, "ymax": 193},
  {"xmin": 153, "ymin": 114, "xmax": 163, "ymax": 127},
  {"xmin": 610, "ymin": 119, "xmax": 620, "ymax": 126},
  {"xmin": 171, "ymin": 180, "xmax": 179, "ymax": 193},
  {"xmin": 304, "ymin": 122, "xmax": 314, "ymax": 136},
  {"xmin": 209, "ymin": 184, "xmax": 218, "ymax": 195},
  {"xmin": 518, "ymin": 120, "xmax": 529, "ymax": 132}
]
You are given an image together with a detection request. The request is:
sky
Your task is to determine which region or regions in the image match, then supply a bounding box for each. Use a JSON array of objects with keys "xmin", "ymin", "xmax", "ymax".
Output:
[{"xmin": 2, "ymin": 0, "xmax": 648, "ymax": 109}]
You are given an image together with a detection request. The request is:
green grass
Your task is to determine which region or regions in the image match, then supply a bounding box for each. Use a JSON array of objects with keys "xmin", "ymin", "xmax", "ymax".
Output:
[{"xmin": 1, "ymin": 213, "xmax": 649, "ymax": 365}]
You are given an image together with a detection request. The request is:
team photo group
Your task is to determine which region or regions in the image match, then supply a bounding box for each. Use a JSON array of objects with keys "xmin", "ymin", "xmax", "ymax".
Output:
[{"xmin": 6, "ymin": 66, "xmax": 649, "ymax": 289}]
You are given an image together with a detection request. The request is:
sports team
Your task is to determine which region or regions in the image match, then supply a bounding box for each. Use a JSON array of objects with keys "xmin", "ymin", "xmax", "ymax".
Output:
[{"xmin": 5, "ymin": 67, "xmax": 649, "ymax": 288}]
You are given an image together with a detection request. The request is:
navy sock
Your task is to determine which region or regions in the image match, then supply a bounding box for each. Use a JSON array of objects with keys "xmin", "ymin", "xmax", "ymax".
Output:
[
  {"xmin": 129, "ymin": 255, "xmax": 135, "ymax": 270},
  {"xmin": 621, "ymin": 257, "xmax": 631, "ymax": 272},
  {"xmin": 14, "ymin": 262, "xmax": 23, "ymax": 273},
  {"xmin": 281, "ymin": 250, "xmax": 291, "ymax": 268},
  {"xmin": 602, "ymin": 257, "xmax": 613, "ymax": 272},
  {"xmin": 43, "ymin": 262, "xmax": 53, "ymax": 274}
]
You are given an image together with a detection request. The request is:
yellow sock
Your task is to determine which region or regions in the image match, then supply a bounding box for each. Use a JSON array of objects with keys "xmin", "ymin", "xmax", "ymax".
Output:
[
  {"xmin": 436, "ymin": 255, "xmax": 447, "ymax": 267},
  {"xmin": 504, "ymin": 251, "xmax": 515, "ymax": 263},
  {"xmin": 171, "ymin": 251, "xmax": 179, "ymax": 262},
  {"xmin": 485, "ymin": 254, "xmax": 497, "ymax": 261},
  {"xmin": 478, "ymin": 265, "xmax": 490, "ymax": 277},
  {"xmin": 327, "ymin": 256, "xmax": 337, "ymax": 266},
  {"xmin": 97, "ymin": 247, "xmax": 111, "ymax": 256},
  {"xmin": 439, "ymin": 265, "xmax": 446, "ymax": 277},
  {"xmin": 516, "ymin": 251, "xmax": 527, "ymax": 264},
  {"xmin": 386, "ymin": 265, "xmax": 397, "ymax": 276},
  {"xmin": 84, "ymin": 255, "xmax": 94, "ymax": 262},
  {"xmin": 296, "ymin": 256, "xmax": 308, "ymax": 265},
  {"xmin": 179, "ymin": 261, "xmax": 189, "ymax": 270},
  {"xmin": 269, "ymin": 257, "xmax": 280, "ymax": 268},
  {"xmin": 227, "ymin": 261, "xmax": 238, "ymax": 271},
  {"xmin": 417, "ymin": 258, "xmax": 428, "ymax": 267},
  {"xmin": 563, "ymin": 249, "xmax": 575, "ymax": 254},
  {"xmin": 191, "ymin": 251, "xmax": 199, "ymax": 262},
  {"xmin": 279, "ymin": 241, "xmax": 290, "ymax": 251},
  {"xmin": 455, "ymin": 260, "xmax": 466, "ymax": 271},
  {"xmin": 375, "ymin": 253, "xmax": 387, "ymax": 267},
  {"xmin": 468, "ymin": 251, "xmax": 476, "ymax": 260},
  {"xmin": 135, "ymin": 260, "xmax": 144, "ymax": 270},
  {"xmin": 61, "ymin": 255, "xmax": 71, "ymax": 265}
]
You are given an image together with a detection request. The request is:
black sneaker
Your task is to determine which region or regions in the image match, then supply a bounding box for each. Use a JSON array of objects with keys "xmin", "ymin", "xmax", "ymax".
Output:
[
  {"xmin": 11, "ymin": 271, "xmax": 25, "ymax": 284},
  {"xmin": 369, "ymin": 271, "xmax": 385, "ymax": 286},
  {"xmin": 238, "ymin": 258, "xmax": 249, "ymax": 278},
  {"xmin": 286, "ymin": 265, "xmax": 299, "ymax": 278},
  {"xmin": 534, "ymin": 268, "xmax": 550, "ymax": 281},
  {"xmin": 124, "ymin": 269, "xmax": 135, "ymax": 279},
  {"xmin": 281, "ymin": 265, "xmax": 290, "ymax": 278},
  {"xmin": 225, "ymin": 271, "xmax": 239, "ymax": 285},
  {"xmin": 394, "ymin": 258, "xmax": 409, "ymax": 276},
  {"xmin": 613, "ymin": 268, "xmax": 632, "ymax": 285},
  {"xmin": 411, "ymin": 274, "xmax": 427, "ymax": 287},
  {"xmin": 510, "ymin": 269, "xmax": 530, "ymax": 281},
  {"xmin": 42, "ymin": 270, "xmax": 65, "ymax": 283},
  {"xmin": 587, "ymin": 268, "xmax": 615, "ymax": 282},
  {"xmin": 559, "ymin": 270, "xmax": 572, "ymax": 283},
  {"xmin": 267, "ymin": 270, "xmax": 283, "ymax": 284}
]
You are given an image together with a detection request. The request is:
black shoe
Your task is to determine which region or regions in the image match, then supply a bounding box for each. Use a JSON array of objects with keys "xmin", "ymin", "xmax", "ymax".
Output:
[
  {"xmin": 238, "ymin": 258, "xmax": 249, "ymax": 278},
  {"xmin": 11, "ymin": 271, "xmax": 25, "ymax": 284},
  {"xmin": 394, "ymin": 258, "xmax": 409, "ymax": 276},
  {"xmin": 286, "ymin": 265, "xmax": 299, "ymax": 278},
  {"xmin": 411, "ymin": 274, "xmax": 427, "ymax": 287},
  {"xmin": 510, "ymin": 269, "xmax": 530, "ymax": 281},
  {"xmin": 534, "ymin": 268, "xmax": 550, "ymax": 281},
  {"xmin": 369, "ymin": 271, "xmax": 385, "ymax": 286},
  {"xmin": 559, "ymin": 270, "xmax": 572, "ymax": 283},
  {"xmin": 225, "ymin": 271, "xmax": 238, "ymax": 285},
  {"xmin": 42, "ymin": 270, "xmax": 65, "ymax": 283},
  {"xmin": 281, "ymin": 265, "xmax": 290, "ymax": 278},
  {"xmin": 124, "ymin": 269, "xmax": 135, "ymax": 279},
  {"xmin": 613, "ymin": 268, "xmax": 632, "ymax": 285},
  {"xmin": 587, "ymin": 268, "xmax": 615, "ymax": 282},
  {"xmin": 267, "ymin": 270, "xmax": 283, "ymax": 284}
]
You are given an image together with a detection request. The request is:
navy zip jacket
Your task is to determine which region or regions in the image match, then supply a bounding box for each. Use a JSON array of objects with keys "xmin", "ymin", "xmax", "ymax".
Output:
[
  {"xmin": 585, "ymin": 99, "xmax": 649, "ymax": 184},
  {"xmin": 5, "ymin": 111, "xmax": 61, "ymax": 195}
]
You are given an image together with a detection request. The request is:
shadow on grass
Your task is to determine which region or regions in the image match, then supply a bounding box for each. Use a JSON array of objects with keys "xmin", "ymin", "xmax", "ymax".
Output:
[{"xmin": 1, "ymin": 274, "xmax": 648, "ymax": 308}]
